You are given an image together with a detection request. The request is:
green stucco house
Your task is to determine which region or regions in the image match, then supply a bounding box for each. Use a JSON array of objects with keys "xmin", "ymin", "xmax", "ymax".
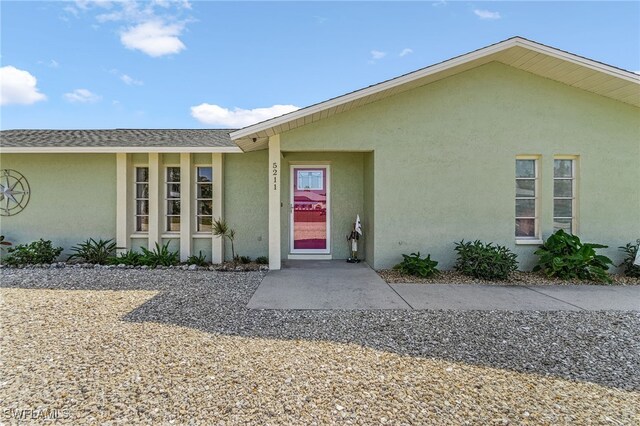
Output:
[{"xmin": 1, "ymin": 37, "xmax": 639, "ymax": 271}]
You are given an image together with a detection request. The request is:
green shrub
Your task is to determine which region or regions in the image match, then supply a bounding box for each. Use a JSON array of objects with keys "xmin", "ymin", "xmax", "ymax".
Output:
[
  {"xmin": 109, "ymin": 250, "xmax": 143, "ymax": 266},
  {"xmin": 533, "ymin": 230, "xmax": 613, "ymax": 283},
  {"xmin": 393, "ymin": 252, "xmax": 439, "ymax": 278},
  {"xmin": 619, "ymin": 240, "xmax": 640, "ymax": 278},
  {"xmin": 255, "ymin": 256, "xmax": 269, "ymax": 265},
  {"xmin": 3, "ymin": 239, "xmax": 63, "ymax": 265},
  {"xmin": 140, "ymin": 242, "xmax": 179, "ymax": 267},
  {"xmin": 187, "ymin": 251, "xmax": 208, "ymax": 267},
  {"xmin": 454, "ymin": 240, "xmax": 518, "ymax": 280},
  {"xmin": 68, "ymin": 238, "xmax": 118, "ymax": 265},
  {"xmin": 238, "ymin": 255, "xmax": 252, "ymax": 264}
]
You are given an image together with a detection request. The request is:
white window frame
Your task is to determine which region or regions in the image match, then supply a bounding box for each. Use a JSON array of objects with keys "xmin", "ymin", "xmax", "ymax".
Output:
[
  {"xmin": 194, "ymin": 165, "xmax": 213, "ymax": 234},
  {"xmin": 515, "ymin": 156, "xmax": 541, "ymax": 243},
  {"xmin": 133, "ymin": 165, "xmax": 149, "ymax": 234},
  {"xmin": 289, "ymin": 164, "xmax": 331, "ymax": 255},
  {"xmin": 165, "ymin": 165, "xmax": 181, "ymax": 233},
  {"xmin": 553, "ymin": 156, "xmax": 578, "ymax": 234}
]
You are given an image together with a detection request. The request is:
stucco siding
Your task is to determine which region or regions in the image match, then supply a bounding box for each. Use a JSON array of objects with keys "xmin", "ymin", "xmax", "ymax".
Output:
[
  {"xmin": 280, "ymin": 61, "xmax": 640, "ymax": 269},
  {"xmin": 192, "ymin": 238, "xmax": 213, "ymax": 262},
  {"xmin": 0, "ymin": 153, "xmax": 117, "ymax": 256},
  {"xmin": 223, "ymin": 151, "xmax": 269, "ymax": 260},
  {"xmin": 161, "ymin": 238, "xmax": 180, "ymax": 253},
  {"xmin": 130, "ymin": 238, "xmax": 148, "ymax": 252}
]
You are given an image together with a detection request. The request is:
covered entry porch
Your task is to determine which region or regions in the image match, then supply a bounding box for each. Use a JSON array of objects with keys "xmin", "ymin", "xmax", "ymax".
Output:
[{"xmin": 267, "ymin": 135, "xmax": 374, "ymax": 270}]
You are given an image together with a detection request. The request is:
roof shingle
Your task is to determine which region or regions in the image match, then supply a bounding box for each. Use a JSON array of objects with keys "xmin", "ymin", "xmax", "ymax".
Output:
[{"xmin": 0, "ymin": 129, "xmax": 236, "ymax": 148}]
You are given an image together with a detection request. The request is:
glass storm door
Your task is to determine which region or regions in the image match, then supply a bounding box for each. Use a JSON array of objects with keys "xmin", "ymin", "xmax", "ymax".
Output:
[{"xmin": 291, "ymin": 166, "xmax": 330, "ymax": 254}]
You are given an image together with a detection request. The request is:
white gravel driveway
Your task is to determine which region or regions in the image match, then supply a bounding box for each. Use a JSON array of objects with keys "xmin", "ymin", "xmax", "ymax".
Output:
[{"xmin": 1, "ymin": 268, "xmax": 639, "ymax": 425}]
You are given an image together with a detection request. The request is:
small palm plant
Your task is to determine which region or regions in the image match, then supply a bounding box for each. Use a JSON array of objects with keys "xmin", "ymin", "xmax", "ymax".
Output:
[
  {"xmin": 212, "ymin": 218, "xmax": 236, "ymax": 262},
  {"xmin": 68, "ymin": 238, "xmax": 118, "ymax": 265},
  {"xmin": 139, "ymin": 242, "xmax": 179, "ymax": 267}
]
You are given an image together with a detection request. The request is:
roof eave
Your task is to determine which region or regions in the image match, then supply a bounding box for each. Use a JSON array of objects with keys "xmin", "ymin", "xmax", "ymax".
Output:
[
  {"xmin": 229, "ymin": 37, "xmax": 521, "ymax": 141},
  {"xmin": 230, "ymin": 36, "xmax": 640, "ymax": 145},
  {"xmin": 512, "ymin": 37, "xmax": 639, "ymax": 83},
  {"xmin": 0, "ymin": 146, "xmax": 243, "ymax": 154}
]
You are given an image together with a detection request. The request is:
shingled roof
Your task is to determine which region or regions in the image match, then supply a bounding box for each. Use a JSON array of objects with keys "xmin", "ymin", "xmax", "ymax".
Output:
[{"xmin": 0, "ymin": 129, "xmax": 239, "ymax": 152}]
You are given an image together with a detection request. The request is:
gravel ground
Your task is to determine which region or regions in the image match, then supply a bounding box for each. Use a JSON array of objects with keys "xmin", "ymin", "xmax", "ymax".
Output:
[
  {"xmin": 379, "ymin": 269, "xmax": 640, "ymax": 286},
  {"xmin": 1, "ymin": 268, "xmax": 639, "ymax": 425}
]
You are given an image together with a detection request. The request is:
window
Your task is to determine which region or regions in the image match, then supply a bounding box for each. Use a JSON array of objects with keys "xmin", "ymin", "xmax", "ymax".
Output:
[
  {"xmin": 166, "ymin": 167, "xmax": 181, "ymax": 232},
  {"xmin": 135, "ymin": 167, "xmax": 149, "ymax": 232},
  {"xmin": 297, "ymin": 171, "xmax": 323, "ymax": 190},
  {"xmin": 554, "ymin": 158, "xmax": 576, "ymax": 233},
  {"xmin": 196, "ymin": 167, "xmax": 213, "ymax": 232},
  {"xmin": 515, "ymin": 158, "xmax": 538, "ymax": 239}
]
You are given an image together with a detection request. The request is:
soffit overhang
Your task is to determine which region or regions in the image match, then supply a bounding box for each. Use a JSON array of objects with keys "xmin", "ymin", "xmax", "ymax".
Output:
[{"xmin": 231, "ymin": 37, "xmax": 640, "ymax": 152}]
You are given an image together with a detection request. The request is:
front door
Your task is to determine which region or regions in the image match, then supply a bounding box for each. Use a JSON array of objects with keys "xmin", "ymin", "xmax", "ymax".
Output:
[{"xmin": 290, "ymin": 166, "xmax": 330, "ymax": 254}]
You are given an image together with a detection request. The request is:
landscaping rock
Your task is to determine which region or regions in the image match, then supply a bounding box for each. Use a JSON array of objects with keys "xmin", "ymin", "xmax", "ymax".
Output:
[
  {"xmin": 379, "ymin": 269, "xmax": 640, "ymax": 286},
  {"xmin": 1, "ymin": 268, "xmax": 638, "ymax": 424}
]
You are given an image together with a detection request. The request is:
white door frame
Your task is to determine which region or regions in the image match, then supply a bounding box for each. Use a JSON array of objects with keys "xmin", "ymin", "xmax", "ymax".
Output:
[{"xmin": 289, "ymin": 164, "xmax": 331, "ymax": 256}]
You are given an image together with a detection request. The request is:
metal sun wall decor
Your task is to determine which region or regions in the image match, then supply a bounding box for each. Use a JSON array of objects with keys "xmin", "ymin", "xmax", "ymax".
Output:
[{"xmin": 0, "ymin": 169, "xmax": 31, "ymax": 216}]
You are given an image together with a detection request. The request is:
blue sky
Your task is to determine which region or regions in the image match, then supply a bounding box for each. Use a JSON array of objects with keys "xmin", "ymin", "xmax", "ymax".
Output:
[{"xmin": 1, "ymin": 1, "xmax": 639, "ymax": 130}]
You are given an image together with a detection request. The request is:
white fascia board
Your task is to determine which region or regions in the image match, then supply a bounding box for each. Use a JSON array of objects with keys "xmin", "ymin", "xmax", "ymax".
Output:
[
  {"xmin": 230, "ymin": 38, "xmax": 520, "ymax": 140},
  {"xmin": 230, "ymin": 37, "xmax": 639, "ymax": 141},
  {"xmin": 0, "ymin": 146, "xmax": 243, "ymax": 154},
  {"xmin": 513, "ymin": 38, "xmax": 640, "ymax": 83}
]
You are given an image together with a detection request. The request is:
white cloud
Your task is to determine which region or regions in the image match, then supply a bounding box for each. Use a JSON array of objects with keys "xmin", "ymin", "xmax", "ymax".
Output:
[
  {"xmin": 153, "ymin": 0, "xmax": 171, "ymax": 8},
  {"xmin": 109, "ymin": 68, "xmax": 143, "ymax": 85},
  {"xmin": 64, "ymin": 88, "xmax": 102, "ymax": 103},
  {"xmin": 75, "ymin": 0, "xmax": 113, "ymax": 10},
  {"xmin": 37, "ymin": 59, "xmax": 60, "ymax": 68},
  {"xmin": 190, "ymin": 104, "xmax": 300, "ymax": 128},
  {"xmin": 432, "ymin": 1, "xmax": 447, "ymax": 7},
  {"xmin": 120, "ymin": 73, "xmax": 143, "ymax": 85},
  {"xmin": 96, "ymin": 1, "xmax": 153, "ymax": 23},
  {"xmin": 0, "ymin": 66, "xmax": 47, "ymax": 106},
  {"xmin": 120, "ymin": 20, "xmax": 186, "ymax": 57},
  {"xmin": 474, "ymin": 9, "xmax": 501, "ymax": 20},
  {"xmin": 67, "ymin": 1, "xmax": 192, "ymax": 57},
  {"xmin": 370, "ymin": 50, "xmax": 387, "ymax": 60},
  {"xmin": 399, "ymin": 48, "xmax": 413, "ymax": 57},
  {"xmin": 66, "ymin": 0, "xmax": 112, "ymax": 17},
  {"xmin": 63, "ymin": 5, "xmax": 80, "ymax": 17}
]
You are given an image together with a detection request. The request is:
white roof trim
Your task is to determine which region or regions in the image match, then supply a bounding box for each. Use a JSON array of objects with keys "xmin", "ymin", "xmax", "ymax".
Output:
[
  {"xmin": 513, "ymin": 38, "xmax": 638, "ymax": 82},
  {"xmin": 0, "ymin": 146, "xmax": 243, "ymax": 154},
  {"xmin": 230, "ymin": 37, "xmax": 639, "ymax": 142}
]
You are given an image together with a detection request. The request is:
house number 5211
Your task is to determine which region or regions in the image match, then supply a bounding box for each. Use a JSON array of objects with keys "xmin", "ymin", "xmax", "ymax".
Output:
[{"xmin": 272, "ymin": 162, "xmax": 278, "ymax": 190}]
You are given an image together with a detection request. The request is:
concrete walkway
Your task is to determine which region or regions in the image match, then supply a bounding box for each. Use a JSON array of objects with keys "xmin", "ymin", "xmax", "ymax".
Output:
[
  {"xmin": 391, "ymin": 284, "xmax": 640, "ymax": 311},
  {"xmin": 248, "ymin": 261, "xmax": 640, "ymax": 311},
  {"xmin": 247, "ymin": 260, "xmax": 411, "ymax": 310}
]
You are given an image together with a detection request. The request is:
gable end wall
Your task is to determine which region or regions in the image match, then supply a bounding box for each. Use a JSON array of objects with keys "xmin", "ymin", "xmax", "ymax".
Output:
[{"xmin": 280, "ymin": 61, "xmax": 640, "ymax": 269}]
